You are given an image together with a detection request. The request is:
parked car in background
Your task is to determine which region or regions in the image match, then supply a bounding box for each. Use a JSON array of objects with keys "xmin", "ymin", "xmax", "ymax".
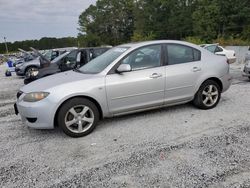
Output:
[
  {"xmin": 24, "ymin": 47, "xmax": 111, "ymax": 84},
  {"xmin": 242, "ymin": 47, "xmax": 250, "ymax": 80},
  {"xmin": 201, "ymin": 44, "xmax": 236, "ymax": 64},
  {"xmin": 12, "ymin": 48, "xmax": 38, "ymax": 67},
  {"xmin": 242, "ymin": 62, "xmax": 250, "ymax": 80},
  {"xmin": 15, "ymin": 40, "xmax": 232, "ymax": 137},
  {"xmin": 245, "ymin": 46, "xmax": 250, "ymax": 62},
  {"xmin": 15, "ymin": 47, "xmax": 75, "ymax": 76}
]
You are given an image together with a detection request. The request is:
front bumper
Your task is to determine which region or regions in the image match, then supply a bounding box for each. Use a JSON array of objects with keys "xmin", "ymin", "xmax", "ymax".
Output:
[
  {"xmin": 16, "ymin": 97, "xmax": 56, "ymax": 129},
  {"xmin": 15, "ymin": 67, "xmax": 25, "ymax": 76}
]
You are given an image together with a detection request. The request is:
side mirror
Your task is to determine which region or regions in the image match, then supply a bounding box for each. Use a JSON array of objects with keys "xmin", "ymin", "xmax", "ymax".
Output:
[{"xmin": 116, "ymin": 64, "xmax": 132, "ymax": 73}]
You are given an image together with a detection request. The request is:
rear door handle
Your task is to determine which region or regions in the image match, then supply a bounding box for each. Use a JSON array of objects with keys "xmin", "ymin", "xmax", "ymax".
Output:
[
  {"xmin": 150, "ymin": 73, "xmax": 162, "ymax": 79},
  {"xmin": 192, "ymin": 67, "xmax": 201, "ymax": 72}
]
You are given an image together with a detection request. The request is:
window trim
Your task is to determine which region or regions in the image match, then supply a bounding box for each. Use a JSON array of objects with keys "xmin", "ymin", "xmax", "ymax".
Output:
[
  {"xmin": 107, "ymin": 44, "xmax": 164, "ymax": 75},
  {"xmin": 215, "ymin": 46, "xmax": 223, "ymax": 53},
  {"xmin": 165, "ymin": 43, "xmax": 201, "ymax": 66}
]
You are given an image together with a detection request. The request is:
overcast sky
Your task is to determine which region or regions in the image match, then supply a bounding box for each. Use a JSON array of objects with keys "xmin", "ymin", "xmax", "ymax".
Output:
[{"xmin": 0, "ymin": 0, "xmax": 96, "ymax": 42}]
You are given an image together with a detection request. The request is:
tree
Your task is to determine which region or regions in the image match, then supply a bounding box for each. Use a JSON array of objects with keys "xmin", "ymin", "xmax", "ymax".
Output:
[
  {"xmin": 78, "ymin": 0, "xmax": 134, "ymax": 46},
  {"xmin": 192, "ymin": 0, "xmax": 220, "ymax": 42},
  {"xmin": 0, "ymin": 37, "xmax": 78, "ymax": 54}
]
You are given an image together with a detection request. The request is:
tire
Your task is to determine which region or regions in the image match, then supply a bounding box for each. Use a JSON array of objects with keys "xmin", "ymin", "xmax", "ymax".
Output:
[
  {"xmin": 193, "ymin": 80, "xmax": 221, "ymax": 110},
  {"xmin": 5, "ymin": 70, "xmax": 11, "ymax": 77},
  {"xmin": 248, "ymin": 77, "xmax": 250, "ymax": 80},
  {"xmin": 25, "ymin": 66, "xmax": 38, "ymax": 77},
  {"xmin": 57, "ymin": 98, "xmax": 99, "ymax": 137}
]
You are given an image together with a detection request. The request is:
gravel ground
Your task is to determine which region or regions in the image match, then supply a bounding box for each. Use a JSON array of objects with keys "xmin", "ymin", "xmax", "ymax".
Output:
[{"xmin": 0, "ymin": 63, "xmax": 250, "ymax": 188}]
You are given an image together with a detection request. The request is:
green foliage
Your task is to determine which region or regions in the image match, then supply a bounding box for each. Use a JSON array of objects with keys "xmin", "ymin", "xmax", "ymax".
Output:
[
  {"xmin": 78, "ymin": 0, "xmax": 134, "ymax": 46},
  {"xmin": 2, "ymin": 0, "xmax": 250, "ymax": 53},
  {"xmin": 131, "ymin": 32, "xmax": 156, "ymax": 42},
  {"xmin": 78, "ymin": 0, "xmax": 250, "ymax": 46},
  {"xmin": 184, "ymin": 36, "xmax": 206, "ymax": 45},
  {"xmin": 242, "ymin": 25, "xmax": 250, "ymax": 41},
  {"xmin": 0, "ymin": 37, "xmax": 78, "ymax": 54},
  {"xmin": 213, "ymin": 37, "xmax": 250, "ymax": 46},
  {"xmin": 77, "ymin": 34, "xmax": 101, "ymax": 47}
]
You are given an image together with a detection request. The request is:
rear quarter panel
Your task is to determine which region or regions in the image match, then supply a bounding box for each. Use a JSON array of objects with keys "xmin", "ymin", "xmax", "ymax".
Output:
[{"xmin": 194, "ymin": 50, "xmax": 229, "ymax": 94}]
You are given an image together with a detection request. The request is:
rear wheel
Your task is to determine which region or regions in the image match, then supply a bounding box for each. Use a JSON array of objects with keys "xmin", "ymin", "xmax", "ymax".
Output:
[
  {"xmin": 193, "ymin": 80, "xmax": 221, "ymax": 110},
  {"xmin": 248, "ymin": 76, "xmax": 250, "ymax": 80},
  {"xmin": 57, "ymin": 98, "xmax": 99, "ymax": 137}
]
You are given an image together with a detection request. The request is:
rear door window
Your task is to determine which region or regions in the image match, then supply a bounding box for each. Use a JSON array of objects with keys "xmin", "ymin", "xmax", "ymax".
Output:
[{"xmin": 167, "ymin": 44, "xmax": 201, "ymax": 65}]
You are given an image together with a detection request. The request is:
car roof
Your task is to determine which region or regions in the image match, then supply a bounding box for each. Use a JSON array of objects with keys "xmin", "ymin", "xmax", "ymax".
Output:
[
  {"xmin": 200, "ymin": 43, "xmax": 219, "ymax": 48},
  {"xmin": 117, "ymin": 40, "xmax": 202, "ymax": 50},
  {"xmin": 78, "ymin": 46, "xmax": 112, "ymax": 50}
]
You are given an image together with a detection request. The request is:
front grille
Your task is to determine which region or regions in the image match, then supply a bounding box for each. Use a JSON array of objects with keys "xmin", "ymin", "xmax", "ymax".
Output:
[{"xmin": 16, "ymin": 91, "xmax": 23, "ymax": 99}]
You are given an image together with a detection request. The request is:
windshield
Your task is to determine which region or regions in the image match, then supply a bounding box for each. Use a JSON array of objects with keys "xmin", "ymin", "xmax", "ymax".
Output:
[
  {"xmin": 51, "ymin": 51, "xmax": 70, "ymax": 63},
  {"xmin": 79, "ymin": 47, "xmax": 129, "ymax": 74},
  {"xmin": 43, "ymin": 50, "xmax": 52, "ymax": 60},
  {"xmin": 205, "ymin": 45, "xmax": 217, "ymax": 53}
]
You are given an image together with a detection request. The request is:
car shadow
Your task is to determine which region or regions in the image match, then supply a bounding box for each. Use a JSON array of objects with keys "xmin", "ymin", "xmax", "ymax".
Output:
[{"xmin": 97, "ymin": 103, "xmax": 196, "ymax": 130}]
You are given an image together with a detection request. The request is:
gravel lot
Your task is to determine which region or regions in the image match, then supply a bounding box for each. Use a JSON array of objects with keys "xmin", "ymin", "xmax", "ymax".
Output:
[{"xmin": 0, "ymin": 63, "xmax": 250, "ymax": 188}]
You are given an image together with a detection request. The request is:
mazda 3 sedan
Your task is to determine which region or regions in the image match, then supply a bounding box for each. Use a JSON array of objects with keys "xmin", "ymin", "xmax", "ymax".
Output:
[{"xmin": 15, "ymin": 40, "xmax": 232, "ymax": 137}]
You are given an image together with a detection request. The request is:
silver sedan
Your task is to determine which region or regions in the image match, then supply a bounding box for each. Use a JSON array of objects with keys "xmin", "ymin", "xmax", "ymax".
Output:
[{"xmin": 15, "ymin": 40, "xmax": 232, "ymax": 137}]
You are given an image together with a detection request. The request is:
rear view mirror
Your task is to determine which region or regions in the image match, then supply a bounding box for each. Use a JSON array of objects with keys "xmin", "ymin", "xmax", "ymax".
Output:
[{"xmin": 116, "ymin": 64, "xmax": 132, "ymax": 73}]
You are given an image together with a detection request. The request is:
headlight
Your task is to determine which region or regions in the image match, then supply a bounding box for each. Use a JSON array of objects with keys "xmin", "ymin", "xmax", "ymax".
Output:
[{"xmin": 23, "ymin": 92, "xmax": 49, "ymax": 102}]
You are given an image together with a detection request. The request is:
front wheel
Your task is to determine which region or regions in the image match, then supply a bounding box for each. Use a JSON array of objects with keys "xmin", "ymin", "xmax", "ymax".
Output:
[
  {"xmin": 25, "ymin": 66, "xmax": 38, "ymax": 77},
  {"xmin": 193, "ymin": 80, "xmax": 221, "ymax": 110},
  {"xmin": 57, "ymin": 98, "xmax": 99, "ymax": 137}
]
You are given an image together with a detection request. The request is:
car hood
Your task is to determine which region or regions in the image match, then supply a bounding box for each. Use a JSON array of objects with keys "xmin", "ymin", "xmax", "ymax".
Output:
[
  {"xmin": 21, "ymin": 70, "xmax": 97, "ymax": 93},
  {"xmin": 17, "ymin": 57, "xmax": 40, "ymax": 67}
]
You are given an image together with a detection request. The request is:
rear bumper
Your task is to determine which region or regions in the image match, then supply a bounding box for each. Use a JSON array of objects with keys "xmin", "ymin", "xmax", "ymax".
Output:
[
  {"xmin": 220, "ymin": 74, "xmax": 232, "ymax": 93},
  {"xmin": 228, "ymin": 57, "xmax": 236, "ymax": 64}
]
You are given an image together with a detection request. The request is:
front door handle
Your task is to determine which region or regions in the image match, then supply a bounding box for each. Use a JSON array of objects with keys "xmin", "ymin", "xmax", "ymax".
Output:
[
  {"xmin": 150, "ymin": 73, "xmax": 162, "ymax": 79},
  {"xmin": 192, "ymin": 67, "xmax": 201, "ymax": 72}
]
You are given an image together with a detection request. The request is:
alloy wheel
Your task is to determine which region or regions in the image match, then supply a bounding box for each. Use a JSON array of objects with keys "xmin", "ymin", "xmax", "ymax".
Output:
[
  {"xmin": 26, "ymin": 67, "xmax": 38, "ymax": 77},
  {"xmin": 202, "ymin": 85, "xmax": 219, "ymax": 107},
  {"xmin": 64, "ymin": 105, "xmax": 94, "ymax": 134}
]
